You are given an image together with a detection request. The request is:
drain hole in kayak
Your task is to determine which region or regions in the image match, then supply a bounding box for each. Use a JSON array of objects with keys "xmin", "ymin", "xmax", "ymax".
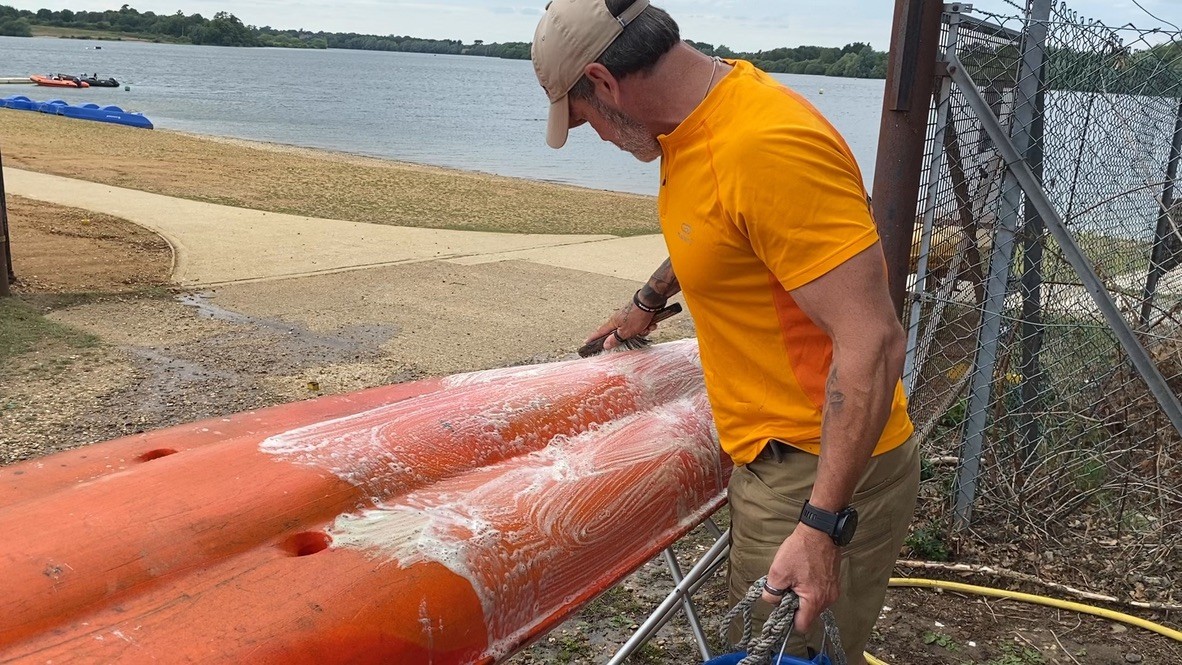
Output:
[
  {"xmin": 284, "ymin": 532, "xmax": 332, "ymax": 557},
  {"xmin": 138, "ymin": 448, "xmax": 178, "ymax": 462}
]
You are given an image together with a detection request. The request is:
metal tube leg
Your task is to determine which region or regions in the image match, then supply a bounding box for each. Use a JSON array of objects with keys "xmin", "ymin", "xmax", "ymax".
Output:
[
  {"xmin": 663, "ymin": 548, "xmax": 713, "ymax": 662},
  {"xmin": 606, "ymin": 529, "xmax": 731, "ymax": 665},
  {"xmin": 637, "ymin": 544, "xmax": 730, "ymax": 647},
  {"xmin": 704, "ymin": 516, "xmax": 724, "ymax": 540}
]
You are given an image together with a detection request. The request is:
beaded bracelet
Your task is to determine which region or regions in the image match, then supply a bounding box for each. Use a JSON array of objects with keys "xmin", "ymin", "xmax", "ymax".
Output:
[{"xmin": 632, "ymin": 289, "xmax": 664, "ymax": 314}]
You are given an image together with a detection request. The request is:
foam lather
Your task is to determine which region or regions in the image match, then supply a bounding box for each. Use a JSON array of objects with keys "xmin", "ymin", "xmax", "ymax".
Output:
[{"xmin": 0, "ymin": 339, "xmax": 729, "ymax": 664}]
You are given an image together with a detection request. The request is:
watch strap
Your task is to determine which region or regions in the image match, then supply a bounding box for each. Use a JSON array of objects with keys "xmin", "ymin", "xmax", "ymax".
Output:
[{"xmin": 799, "ymin": 501, "xmax": 839, "ymax": 537}]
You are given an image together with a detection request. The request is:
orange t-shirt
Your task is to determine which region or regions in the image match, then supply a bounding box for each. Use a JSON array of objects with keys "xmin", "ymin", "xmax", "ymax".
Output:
[{"xmin": 657, "ymin": 60, "xmax": 913, "ymax": 466}]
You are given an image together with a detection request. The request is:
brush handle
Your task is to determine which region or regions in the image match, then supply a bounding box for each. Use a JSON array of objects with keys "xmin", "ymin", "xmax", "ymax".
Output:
[{"xmin": 578, "ymin": 303, "xmax": 683, "ymax": 358}]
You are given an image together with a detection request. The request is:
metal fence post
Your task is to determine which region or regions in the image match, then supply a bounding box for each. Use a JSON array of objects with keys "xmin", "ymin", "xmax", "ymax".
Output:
[
  {"xmin": 0, "ymin": 145, "xmax": 10, "ymax": 298},
  {"xmin": 872, "ymin": 0, "xmax": 946, "ymax": 317},
  {"xmin": 1017, "ymin": 60, "xmax": 1047, "ymax": 475},
  {"xmin": 1139, "ymin": 98, "xmax": 1182, "ymax": 326},
  {"xmin": 954, "ymin": 0, "xmax": 1052, "ymax": 528}
]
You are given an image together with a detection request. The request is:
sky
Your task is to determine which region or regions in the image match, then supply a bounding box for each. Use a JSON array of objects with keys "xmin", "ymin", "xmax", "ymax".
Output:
[{"xmin": 6, "ymin": 0, "xmax": 1180, "ymax": 51}]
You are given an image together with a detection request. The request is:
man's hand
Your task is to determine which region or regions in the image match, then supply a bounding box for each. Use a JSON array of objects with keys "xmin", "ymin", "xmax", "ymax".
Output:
[
  {"xmin": 760, "ymin": 524, "xmax": 841, "ymax": 634},
  {"xmin": 586, "ymin": 300, "xmax": 657, "ymax": 351},
  {"xmin": 590, "ymin": 258, "xmax": 680, "ymax": 350}
]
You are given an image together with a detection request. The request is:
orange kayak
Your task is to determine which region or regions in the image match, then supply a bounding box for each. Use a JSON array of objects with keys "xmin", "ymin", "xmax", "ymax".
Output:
[
  {"xmin": 0, "ymin": 379, "xmax": 443, "ymax": 507},
  {"xmin": 0, "ymin": 340, "xmax": 727, "ymax": 663},
  {"xmin": 29, "ymin": 74, "xmax": 88, "ymax": 88}
]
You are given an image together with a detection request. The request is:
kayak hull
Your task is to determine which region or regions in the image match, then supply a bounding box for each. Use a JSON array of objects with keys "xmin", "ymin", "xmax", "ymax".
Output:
[{"xmin": 0, "ymin": 341, "xmax": 728, "ymax": 663}]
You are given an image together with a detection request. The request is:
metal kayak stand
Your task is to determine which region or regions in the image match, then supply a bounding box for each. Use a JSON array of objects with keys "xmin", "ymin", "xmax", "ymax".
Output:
[{"xmin": 607, "ymin": 517, "xmax": 731, "ymax": 664}]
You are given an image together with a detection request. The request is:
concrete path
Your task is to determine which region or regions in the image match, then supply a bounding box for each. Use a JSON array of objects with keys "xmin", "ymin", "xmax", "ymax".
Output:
[
  {"xmin": 450, "ymin": 234, "xmax": 670, "ymax": 283},
  {"xmin": 4, "ymin": 168, "xmax": 668, "ymax": 286}
]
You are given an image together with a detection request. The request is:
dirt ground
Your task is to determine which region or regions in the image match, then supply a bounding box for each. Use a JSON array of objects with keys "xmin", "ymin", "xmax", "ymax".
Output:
[{"xmin": 2, "ymin": 188, "xmax": 1180, "ymax": 663}]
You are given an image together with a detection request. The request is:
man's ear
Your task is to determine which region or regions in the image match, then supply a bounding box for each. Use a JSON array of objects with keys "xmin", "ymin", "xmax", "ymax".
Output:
[{"xmin": 583, "ymin": 63, "xmax": 621, "ymax": 105}]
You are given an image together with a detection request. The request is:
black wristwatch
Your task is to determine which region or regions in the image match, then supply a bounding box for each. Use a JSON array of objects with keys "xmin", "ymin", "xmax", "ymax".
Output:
[{"xmin": 799, "ymin": 501, "xmax": 858, "ymax": 547}]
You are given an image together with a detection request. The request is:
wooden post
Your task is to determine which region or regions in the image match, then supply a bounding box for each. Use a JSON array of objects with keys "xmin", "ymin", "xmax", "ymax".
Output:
[{"xmin": 871, "ymin": 0, "xmax": 947, "ymax": 317}]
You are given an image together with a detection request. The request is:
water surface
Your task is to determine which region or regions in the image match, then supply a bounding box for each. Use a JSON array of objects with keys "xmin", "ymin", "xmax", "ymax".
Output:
[{"xmin": 0, "ymin": 36, "xmax": 886, "ymax": 195}]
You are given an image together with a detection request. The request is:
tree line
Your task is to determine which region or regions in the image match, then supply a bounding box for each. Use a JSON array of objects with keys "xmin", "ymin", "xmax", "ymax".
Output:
[
  {"xmin": 959, "ymin": 40, "xmax": 1182, "ymax": 97},
  {"xmin": 0, "ymin": 4, "xmax": 888, "ymax": 79},
  {"xmin": 0, "ymin": 4, "xmax": 320, "ymax": 46},
  {"xmin": 688, "ymin": 41, "xmax": 887, "ymax": 78}
]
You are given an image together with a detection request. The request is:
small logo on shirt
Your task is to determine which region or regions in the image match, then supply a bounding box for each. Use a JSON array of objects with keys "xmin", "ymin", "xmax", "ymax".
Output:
[{"xmin": 678, "ymin": 223, "xmax": 693, "ymax": 244}]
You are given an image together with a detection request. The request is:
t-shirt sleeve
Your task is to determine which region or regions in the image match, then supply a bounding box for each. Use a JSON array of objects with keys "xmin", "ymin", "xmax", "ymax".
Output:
[{"xmin": 723, "ymin": 123, "xmax": 880, "ymax": 291}]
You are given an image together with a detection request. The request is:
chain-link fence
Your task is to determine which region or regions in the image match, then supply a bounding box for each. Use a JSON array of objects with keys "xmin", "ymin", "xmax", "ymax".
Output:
[{"xmin": 905, "ymin": 0, "xmax": 1182, "ymax": 606}]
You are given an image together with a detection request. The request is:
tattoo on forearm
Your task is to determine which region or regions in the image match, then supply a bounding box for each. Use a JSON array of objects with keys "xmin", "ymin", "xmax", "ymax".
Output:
[
  {"xmin": 641, "ymin": 258, "xmax": 681, "ymax": 304},
  {"xmin": 825, "ymin": 368, "xmax": 845, "ymax": 413}
]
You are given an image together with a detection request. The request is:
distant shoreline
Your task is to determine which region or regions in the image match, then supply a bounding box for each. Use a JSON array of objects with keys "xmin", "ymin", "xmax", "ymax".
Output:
[{"xmin": 0, "ymin": 5, "xmax": 890, "ymax": 79}]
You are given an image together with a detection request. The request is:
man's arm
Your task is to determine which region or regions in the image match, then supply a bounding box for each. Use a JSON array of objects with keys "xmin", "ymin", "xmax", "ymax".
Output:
[
  {"xmin": 589, "ymin": 258, "xmax": 681, "ymax": 350},
  {"xmin": 638, "ymin": 258, "xmax": 680, "ymax": 308},
  {"xmin": 760, "ymin": 243, "xmax": 906, "ymax": 634}
]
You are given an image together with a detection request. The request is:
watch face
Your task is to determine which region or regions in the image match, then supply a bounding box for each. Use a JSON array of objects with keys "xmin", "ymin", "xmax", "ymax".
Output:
[{"xmin": 835, "ymin": 509, "xmax": 858, "ymax": 547}]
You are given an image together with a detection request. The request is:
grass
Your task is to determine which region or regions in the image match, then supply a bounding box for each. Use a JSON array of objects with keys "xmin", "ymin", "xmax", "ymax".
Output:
[
  {"xmin": 0, "ymin": 111, "xmax": 659, "ymax": 237},
  {"xmin": 906, "ymin": 525, "xmax": 952, "ymax": 561},
  {"xmin": 583, "ymin": 585, "xmax": 646, "ymax": 619},
  {"xmin": 0, "ymin": 297, "xmax": 98, "ymax": 364}
]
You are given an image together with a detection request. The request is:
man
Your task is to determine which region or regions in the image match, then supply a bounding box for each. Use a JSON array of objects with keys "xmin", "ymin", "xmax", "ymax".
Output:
[{"xmin": 530, "ymin": 0, "xmax": 920, "ymax": 661}]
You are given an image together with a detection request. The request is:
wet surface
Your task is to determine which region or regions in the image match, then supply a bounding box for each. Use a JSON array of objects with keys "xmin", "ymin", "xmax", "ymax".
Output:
[
  {"xmin": 93, "ymin": 293, "xmax": 404, "ymax": 422},
  {"xmin": 179, "ymin": 292, "xmax": 400, "ymax": 361}
]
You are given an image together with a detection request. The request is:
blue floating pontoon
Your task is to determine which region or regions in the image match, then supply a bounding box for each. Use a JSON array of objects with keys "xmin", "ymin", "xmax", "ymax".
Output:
[
  {"xmin": 0, "ymin": 95, "xmax": 38, "ymax": 111},
  {"xmin": 1, "ymin": 95, "xmax": 153, "ymax": 129}
]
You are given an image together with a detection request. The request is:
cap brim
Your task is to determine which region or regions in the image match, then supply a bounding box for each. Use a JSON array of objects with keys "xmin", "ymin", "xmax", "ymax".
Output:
[{"xmin": 546, "ymin": 96, "xmax": 569, "ymax": 149}]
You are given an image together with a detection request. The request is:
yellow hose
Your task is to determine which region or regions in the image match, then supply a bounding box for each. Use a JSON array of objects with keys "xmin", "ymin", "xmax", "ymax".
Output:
[
  {"xmin": 855, "ymin": 577, "xmax": 1182, "ymax": 665},
  {"xmin": 889, "ymin": 578, "xmax": 1182, "ymax": 642}
]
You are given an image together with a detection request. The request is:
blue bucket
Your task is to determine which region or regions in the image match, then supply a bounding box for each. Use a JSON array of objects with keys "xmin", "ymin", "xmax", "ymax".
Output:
[{"xmin": 704, "ymin": 652, "xmax": 832, "ymax": 665}]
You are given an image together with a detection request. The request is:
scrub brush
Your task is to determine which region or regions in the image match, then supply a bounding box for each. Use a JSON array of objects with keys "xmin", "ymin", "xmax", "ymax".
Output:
[{"xmin": 578, "ymin": 303, "xmax": 683, "ymax": 358}]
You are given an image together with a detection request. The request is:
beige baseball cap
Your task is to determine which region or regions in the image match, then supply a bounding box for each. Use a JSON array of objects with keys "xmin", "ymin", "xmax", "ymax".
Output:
[{"xmin": 531, "ymin": 0, "xmax": 650, "ymax": 148}]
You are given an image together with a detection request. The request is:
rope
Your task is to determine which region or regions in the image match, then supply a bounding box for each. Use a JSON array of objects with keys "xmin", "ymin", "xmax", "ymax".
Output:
[{"xmin": 720, "ymin": 577, "xmax": 847, "ymax": 665}]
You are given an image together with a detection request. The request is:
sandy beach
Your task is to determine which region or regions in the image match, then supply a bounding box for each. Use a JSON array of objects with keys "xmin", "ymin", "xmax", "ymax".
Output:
[{"xmin": 0, "ymin": 111, "xmax": 658, "ymax": 236}]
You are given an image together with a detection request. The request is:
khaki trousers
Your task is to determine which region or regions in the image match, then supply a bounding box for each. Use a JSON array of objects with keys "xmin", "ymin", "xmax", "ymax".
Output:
[{"xmin": 726, "ymin": 435, "xmax": 920, "ymax": 658}]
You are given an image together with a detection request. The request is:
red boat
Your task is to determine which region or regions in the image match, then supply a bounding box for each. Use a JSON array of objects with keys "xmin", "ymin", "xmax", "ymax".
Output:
[{"xmin": 29, "ymin": 74, "xmax": 88, "ymax": 88}]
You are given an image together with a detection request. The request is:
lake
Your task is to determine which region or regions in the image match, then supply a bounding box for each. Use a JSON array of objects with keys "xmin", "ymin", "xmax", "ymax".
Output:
[{"xmin": 0, "ymin": 36, "xmax": 886, "ymax": 196}]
